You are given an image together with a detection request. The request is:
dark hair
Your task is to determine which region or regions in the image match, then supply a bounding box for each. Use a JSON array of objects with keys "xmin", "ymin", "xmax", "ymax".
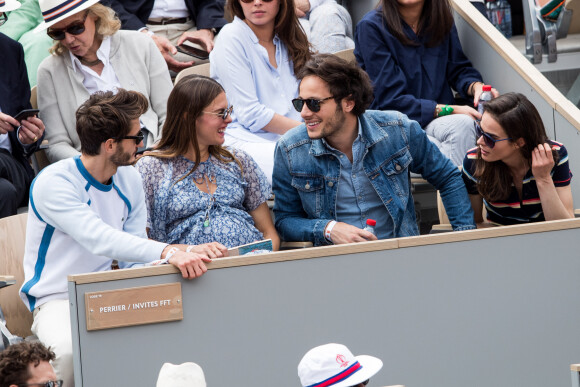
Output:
[
  {"xmin": 296, "ymin": 54, "xmax": 374, "ymax": 116},
  {"xmin": 0, "ymin": 342, "xmax": 55, "ymax": 386},
  {"xmin": 474, "ymin": 92, "xmax": 557, "ymax": 201},
  {"xmin": 146, "ymin": 75, "xmax": 240, "ymax": 183},
  {"xmin": 227, "ymin": 0, "xmax": 311, "ymax": 73},
  {"xmin": 76, "ymin": 89, "xmax": 149, "ymax": 156},
  {"xmin": 379, "ymin": 0, "xmax": 453, "ymax": 47}
]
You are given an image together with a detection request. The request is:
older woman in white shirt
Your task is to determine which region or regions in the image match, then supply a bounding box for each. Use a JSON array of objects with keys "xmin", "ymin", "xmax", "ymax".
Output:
[
  {"xmin": 210, "ymin": 0, "xmax": 311, "ymax": 182},
  {"xmin": 36, "ymin": 0, "xmax": 172, "ymax": 163}
]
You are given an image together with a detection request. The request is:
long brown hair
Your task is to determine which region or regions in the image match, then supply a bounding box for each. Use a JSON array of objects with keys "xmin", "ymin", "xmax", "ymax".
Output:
[
  {"xmin": 379, "ymin": 0, "xmax": 453, "ymax": 47},
  {"xmin": 227, "ymin": 0, "xmax": 311, "ymax": 73},
  {"xmin": 474, "ymin": 92, "xmax": 558, "ymax": 202},
  {"xmin": 146, "ymin": 75, "xmax": 240, "ymax": 183}
]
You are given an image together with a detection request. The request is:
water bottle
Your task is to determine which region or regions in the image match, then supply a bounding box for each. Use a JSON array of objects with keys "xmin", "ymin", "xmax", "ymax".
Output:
[
  {"xmin": 478, "ymin": 85, "xmax": 493, "ymax": 115},
  {"xmin": 498, "ymin": 0, "xmax": 512, "ymax": 38},
  {"xmin": 486, "ymin": 0, "xmax": 512, "ymax": 38},
  {"xmin": 363, "ymin": 219, "xmax": 376, "ymax": 236},
  {"xmin": 486, "ymin": 0, "xmax": 499, "ymax": 27}
]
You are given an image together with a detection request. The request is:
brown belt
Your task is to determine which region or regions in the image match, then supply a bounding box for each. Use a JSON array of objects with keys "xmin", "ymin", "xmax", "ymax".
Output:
[{"xmin": 147, "ymin": 17, "xmax": 190, "ymax": 25}]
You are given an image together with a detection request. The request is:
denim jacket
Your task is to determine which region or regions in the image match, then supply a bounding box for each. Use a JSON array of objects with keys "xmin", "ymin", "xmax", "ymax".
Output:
[{"xmin": 272, "ymin": 110, "xmax": 475, "ymax": 245}]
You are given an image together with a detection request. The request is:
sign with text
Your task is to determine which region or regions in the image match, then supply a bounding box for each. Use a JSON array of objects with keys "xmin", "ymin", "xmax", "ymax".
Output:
[{"xmin": 85, "ymin": 283, "xmax": 183, "ymax": 331}]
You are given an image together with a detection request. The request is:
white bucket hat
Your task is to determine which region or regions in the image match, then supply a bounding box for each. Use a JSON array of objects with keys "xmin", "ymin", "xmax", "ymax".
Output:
[
  {"xmin": 0, "ymin": 0, "xmax": 22, "ymax": 12},
  {"xmin": 298, "ymin": 343, "xmax": 383, "ymax": 387},
  {"xmin": 156, "ymin": 362, "xmax": 207, "ymax": 387},
  {"xmin": 33, "ymin": 0, "xmax": 100, "ymax": 33}
]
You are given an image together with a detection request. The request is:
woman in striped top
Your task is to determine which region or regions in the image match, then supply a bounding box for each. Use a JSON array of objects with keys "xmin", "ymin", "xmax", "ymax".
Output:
[{"xmin": 462, "ymin": 92, "xmax": 574, "ymax": 226}]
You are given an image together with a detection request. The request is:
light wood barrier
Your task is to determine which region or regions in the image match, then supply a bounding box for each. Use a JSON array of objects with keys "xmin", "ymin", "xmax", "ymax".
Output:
[{"xmin": 69, "ymin": 219, "xmax": 580, "ymax": 387}]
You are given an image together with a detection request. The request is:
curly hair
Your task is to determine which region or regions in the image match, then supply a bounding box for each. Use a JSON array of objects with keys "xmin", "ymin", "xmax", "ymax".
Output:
[
  {"xmin": 49, "ymin": 3, "xmax": 121, "ymax": 56},
  {"xmin": 296, "ymin": 54, "xmax": 374, "ymax": 116},
  {"xmin": 0, "ymin": 342, "xmax": 55, "ymax": 387}
]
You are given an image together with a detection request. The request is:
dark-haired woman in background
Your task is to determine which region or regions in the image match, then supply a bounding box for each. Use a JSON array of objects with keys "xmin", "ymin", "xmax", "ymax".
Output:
[
  {"xmin": 135, "ymin": 75, "xmax": 279, "ymax": 250},
  {"xmin": 354, "ymin": 0, "xmax": 498, "ymax": 166},
  {"xmin": 462, "ymin": 93, "xmax": 573, "ymax": 226},
  {"xmin": 209, "ymin": 0, "xmax": 311, "ymax": 182}
]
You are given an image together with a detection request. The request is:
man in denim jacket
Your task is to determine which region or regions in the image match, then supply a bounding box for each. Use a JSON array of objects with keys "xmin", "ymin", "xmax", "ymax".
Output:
[{"xmin": 272, "ymin": 54, "xmax": 475, "ymax": 246}]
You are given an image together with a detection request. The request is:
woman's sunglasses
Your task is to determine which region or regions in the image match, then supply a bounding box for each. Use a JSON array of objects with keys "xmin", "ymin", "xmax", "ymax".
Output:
[
  {"xmin": 475, "ymin": 121, "xmax": 511, "ymax": 149},
  {"xmin": 203, "ymin": 105, "xmax": 234, "ymax": 120},
  {"xmin": 47, "ymin": 11, "xmax": 89, "ymax": 40},
  {"xmin": 292, "ymin": 96, "xmax": 334, "ymax": 113}
]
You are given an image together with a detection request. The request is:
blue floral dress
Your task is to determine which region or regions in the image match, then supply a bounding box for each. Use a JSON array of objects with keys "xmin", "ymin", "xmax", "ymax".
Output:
[{"xmin": 135, "ymin": 149, "xmax": 271, "ymax": 248}]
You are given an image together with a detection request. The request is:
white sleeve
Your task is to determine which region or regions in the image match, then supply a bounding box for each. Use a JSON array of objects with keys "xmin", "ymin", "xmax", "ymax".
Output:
[{"xmin": 31, "ymin": 170, "xmax": 167, "ymax": 263}]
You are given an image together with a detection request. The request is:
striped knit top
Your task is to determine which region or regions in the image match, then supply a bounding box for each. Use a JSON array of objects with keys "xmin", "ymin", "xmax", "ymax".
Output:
[{"xmin": 461, "ymin": 141, "xmax": 572, "ymax": 225}]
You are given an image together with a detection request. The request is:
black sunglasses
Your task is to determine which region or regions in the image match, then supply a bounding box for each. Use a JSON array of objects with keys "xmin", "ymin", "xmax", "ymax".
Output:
[
  {"xmin": 18, "ymin": 380, "xmax": 64, "ymax": 387},
  {"xmin": 474, "ymin": 121, "xmax": 511, "ymax": 149},
  {"xmin": 292, "ymin": 96, "xmax": 334, "ymax": 113},
  {"xmin": 203, "ymin": 105, "xmax": 233, "ymax": 120},
  {"xmin": 240, "ymin": 0, "xmax": 274, "ymax": 3},
  {"xmin": 117, "ymin": 130, "xmax": 145, "ymax": 145},
  {"xmin": 47, "ymin": 11, "xmax": 89, "ymax": 40},
  {"xmin": 0, "ymin": 12, "xmax": 8, "ymax": 27}
]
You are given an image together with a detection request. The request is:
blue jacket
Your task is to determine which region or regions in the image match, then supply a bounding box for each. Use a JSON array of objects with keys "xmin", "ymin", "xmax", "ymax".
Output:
[{"xmin": 272, "ymin": 110, "xmax": 475, "ymax": 245}]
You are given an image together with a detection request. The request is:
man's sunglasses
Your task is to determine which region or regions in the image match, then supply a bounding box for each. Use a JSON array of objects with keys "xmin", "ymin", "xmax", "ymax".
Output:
[
  {"xmin": 47, "ymin": 11, "xmax": 89, "ymax": 40},
  {"xmin": 18, "ymin": 380, "xmax": 64, "ymax": 387},
  {"xmin": 203, "ymin": 105, "xmax": 234, "ymax": 120},
  {"xmin": 117, "ymin": 130, "xmax": 145, "ymax": 145},
  {"xmin": 475, "ymin": 121, "xmax": 511, "ymax": 149},
  {"xmin": 240, "ymin": 0, "xmax": 274, "ymax": 3},
  {"xmin": 292, "ymin": 96, "xmax": 334, "ymax": 113}
]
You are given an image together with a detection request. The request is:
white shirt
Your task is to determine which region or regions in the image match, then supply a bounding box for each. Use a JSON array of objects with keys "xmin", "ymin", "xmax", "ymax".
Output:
[
  {"xmin": 210, "ymin": 17, "xmax": 302, "ymax": 143},
  {"xmin": 149, "ymin": 0, "xmax": 189, "ymax": 19},
  {"xmin": 69, "ymin": 36, "xmax": 121, "ymax": 95},
  {"xmin": 0, "ymin": 106, "xmax": 12, "ymax": 153}
]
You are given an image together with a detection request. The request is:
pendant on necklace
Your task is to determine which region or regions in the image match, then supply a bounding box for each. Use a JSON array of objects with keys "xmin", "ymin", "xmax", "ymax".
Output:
[{"xmin": 204, "ymin": 219, "xmax": 210, "ymax": 227}]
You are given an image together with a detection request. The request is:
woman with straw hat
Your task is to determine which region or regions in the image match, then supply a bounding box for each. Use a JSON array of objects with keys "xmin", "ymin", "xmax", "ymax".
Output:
[{"xmin": 35, "ymin": 0, "xmax": 173, "ymax": 163}]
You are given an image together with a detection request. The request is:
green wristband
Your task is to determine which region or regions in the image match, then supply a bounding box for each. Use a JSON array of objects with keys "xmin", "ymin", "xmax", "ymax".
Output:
[{"xmin": 437, "ymin": 105, "xmax": 454, "ymax": 117}]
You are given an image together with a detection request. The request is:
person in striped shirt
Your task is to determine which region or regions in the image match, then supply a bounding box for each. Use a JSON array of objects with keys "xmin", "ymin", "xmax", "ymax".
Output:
[{"xmin": 462, "ymin": 92, "xmax": 573, "ymax": 226}]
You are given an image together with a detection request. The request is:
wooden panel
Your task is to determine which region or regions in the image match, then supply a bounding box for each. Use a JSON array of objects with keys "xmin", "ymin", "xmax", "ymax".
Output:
[
  {"xmin": 0, "ymin": 213, "xmax": 33, "ymax": 337},
  {"xmin": 85, "ymin": 283, "xmax": 183, "ymax": 331}
]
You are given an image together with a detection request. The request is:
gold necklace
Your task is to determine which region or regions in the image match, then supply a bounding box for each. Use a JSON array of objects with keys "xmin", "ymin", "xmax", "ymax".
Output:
[{"xmin": 78, "ymin": 56, "xmax": 102, "ymax": 66}]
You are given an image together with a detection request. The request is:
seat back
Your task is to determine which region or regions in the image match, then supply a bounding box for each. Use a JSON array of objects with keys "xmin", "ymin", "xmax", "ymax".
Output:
[
  {"xmin": 174, "ymin": 63, "xmax": 211, "ymax": 85},
  {"xmin": 0, "ymin": 213, "xmax": 33, "ymax": 337},
  {"xmin": 571, "ymin": 364, "xmax": 580, "ymax": 387},
  {"xmin": 333, "ymin": 48, "xmax": 356, "ymax": 63}
]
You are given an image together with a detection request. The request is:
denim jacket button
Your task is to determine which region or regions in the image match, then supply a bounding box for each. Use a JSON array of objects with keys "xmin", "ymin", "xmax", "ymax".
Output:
[
  {"xmin": 328, "ymin": 181, "xmax": 334, "ymax": 187},
  {"xmin": 305, "ymin": 183, "xmax": 310, "ymax": 190},
  {"xmin": 395, "ymin": 163, "xmax": 402, "ymax": 171}
]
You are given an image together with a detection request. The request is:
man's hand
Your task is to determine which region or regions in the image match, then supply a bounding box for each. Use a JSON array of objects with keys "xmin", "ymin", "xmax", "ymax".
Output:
[
  {"xmin": 186, "ymin": 242, "xmax": 228, "ymax": 259},
  {"xmin": 18, "ymin": 116, "xmax": 45, "ymax": 145},
  {"xmin": 165, "ymin": 248, "xmax": 212, "ymax": 279},
  {"xmin": 531, "ymin": 143, "xmax": 555, "ymax": 183},
  {"xmin": 0, "ymin": 112, "xmax": 20, "ymax": 135},
  {"xmin": 329, "ymin": 222, "xmax": 377, "ymax": 244},
  {"xmin": 176, "ymin": 29, "xmax": 214, "ymax": 52},
  {"xmin": 147, "ymin": 32, "xmax": 194, "ymax": 72}
]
